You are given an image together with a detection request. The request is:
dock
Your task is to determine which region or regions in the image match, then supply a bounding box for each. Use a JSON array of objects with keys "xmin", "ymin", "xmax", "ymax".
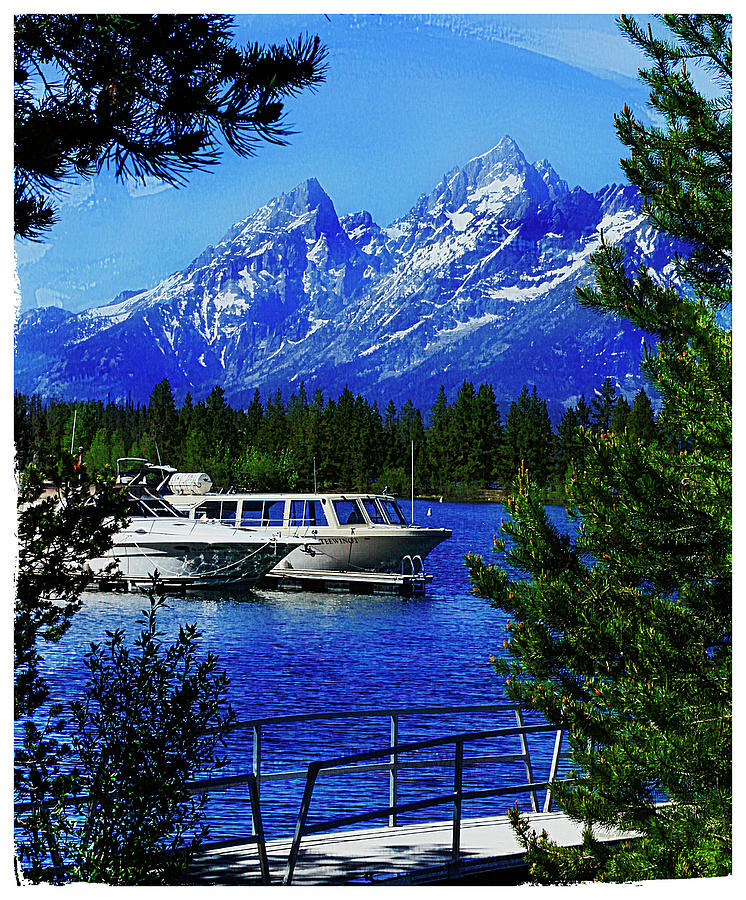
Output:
[
  {"xmin": 188, "ymin": 810, "xmax": 636, "ymax": 885},
  {"xmin": 181, "ymin": 704, "xmax": 619, "ymax": 885},
  {"xmin": 262, "ymin": 567, "xmax": 432, "ymax": 595}
]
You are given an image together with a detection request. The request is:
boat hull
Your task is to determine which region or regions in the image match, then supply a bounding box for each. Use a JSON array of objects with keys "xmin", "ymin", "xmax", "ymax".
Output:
[
  {"xmin": 272, "ymin": 527, "xmax": 450, "ymax": 574},
  {"xmin": 87, "ymin": 518, "xmax": 301, "ymax": 589}
]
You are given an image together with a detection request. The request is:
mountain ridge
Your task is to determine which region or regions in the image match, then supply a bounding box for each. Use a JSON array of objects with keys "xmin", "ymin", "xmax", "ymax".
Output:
[{"xmin": 14, "ymin": 135, "xmax": 680, "ymax": 419}]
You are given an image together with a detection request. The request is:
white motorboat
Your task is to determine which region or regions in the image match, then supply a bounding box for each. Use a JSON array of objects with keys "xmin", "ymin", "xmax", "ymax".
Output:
[
  {"xmin": 87, "ymin": 461, "xmax": 311, "ymax": 590},
  {"xmin": 159, "ymin": 469, "xmax": 452, "ymax": 587}
]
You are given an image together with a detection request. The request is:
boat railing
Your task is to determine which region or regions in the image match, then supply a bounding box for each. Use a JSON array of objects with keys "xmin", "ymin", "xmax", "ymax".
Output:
[{"xmin": 189, "ymin": 703, "xmax": 569, "ymax": 884}]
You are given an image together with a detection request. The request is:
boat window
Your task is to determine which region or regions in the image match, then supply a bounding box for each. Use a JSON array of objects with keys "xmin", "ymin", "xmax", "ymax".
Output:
[
  {"xmin": 333, "ymin": 499, "xmax": 365, "ymax": 526},
  {"xmin": 306, "ymin": 500, "xmax": 328, "ymax": 527},
  {"xmin": 221, "ymin": 501, "xmax": 237, "ymax": 523},
  {"xmin": 240, "ymin": 501, "xmax": 264, "ymax": 526},
  {"xmin": 263, "ymin": 500, "xmax": 285, "ymax": 527},
  {"xmin": 195, "ymin": 500, "xmax": 222, "ymax": 520},
  {"xmin": 381, "ymin": 499, "xmax": 408, "ymax": 526},
  {"xmin": 290, "ymin": 499, "xmax": 329, "ymax": 528},
  {"xmin": 290, "ymin": 499, "xmax": 306, "ymax": 526},
  {"xmin": 362, "ymin": 498, "xmax": 387, "ymax": 524}
]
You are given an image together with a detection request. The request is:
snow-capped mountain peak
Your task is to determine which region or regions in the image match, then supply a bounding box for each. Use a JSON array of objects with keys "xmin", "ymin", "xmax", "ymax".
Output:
[{"xmin": 15, "ymin": 135, "xmax": 682, "ymax": 418}]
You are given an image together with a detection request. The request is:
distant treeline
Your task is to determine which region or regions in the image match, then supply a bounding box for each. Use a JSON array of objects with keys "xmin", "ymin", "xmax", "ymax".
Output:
[{"xmin": 14, "ymin": 378, "xmax": 659, "ymax": 497}]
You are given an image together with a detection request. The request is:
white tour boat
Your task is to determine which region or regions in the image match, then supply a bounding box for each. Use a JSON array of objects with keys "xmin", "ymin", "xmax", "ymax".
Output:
[
  {"xmin": 158, "ymin": 468, "xmax": 452, "ymax": 593},
  {"xmin": 86, "ymin": 460, "xmax": 311, "ymax": 591}
]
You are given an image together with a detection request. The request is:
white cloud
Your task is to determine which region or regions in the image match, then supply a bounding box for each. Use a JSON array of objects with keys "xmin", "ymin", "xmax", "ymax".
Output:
[
  {"xmin": 126, "ymin": 176, "xmax": 174, "ymax": 199},
  {"xmin": 411, "ymin": 14, "xmax": 643, "ymax": 85},
  {"xmin": 35, "ymin": 287, "xmax": 67, "ymax": 309}
]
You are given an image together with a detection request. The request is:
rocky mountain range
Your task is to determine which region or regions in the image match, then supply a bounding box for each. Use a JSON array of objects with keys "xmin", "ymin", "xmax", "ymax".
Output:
[{"xmin": 14, "ymin": 135, "xmax": 682, "ymax": 419}]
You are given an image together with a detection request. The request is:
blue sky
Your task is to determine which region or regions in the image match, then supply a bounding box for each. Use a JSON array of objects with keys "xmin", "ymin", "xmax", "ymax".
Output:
[{"xmin": 14, "ymin": 12, "xmax": 662, "ymax": 314}]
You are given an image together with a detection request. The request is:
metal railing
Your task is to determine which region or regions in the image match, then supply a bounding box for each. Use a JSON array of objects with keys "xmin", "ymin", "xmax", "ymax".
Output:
[
  {"xmin": 282, "ymin": 720, "xmax": 564, "ymax": 884},
  {"xmin": 237, "ymin": 705, "xmax": 563, "ymax": 811},
  {"xmin": 189, "ymin": 703, "xmax": 568, "ymax": 885}
]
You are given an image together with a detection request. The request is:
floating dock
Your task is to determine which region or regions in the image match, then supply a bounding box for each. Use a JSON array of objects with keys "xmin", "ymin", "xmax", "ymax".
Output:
[
  {"xmin": 262, "ymin": 568, "xmax": 432, "ymax": 595},
  {"xmin": 92, "ymin": 569, "xmax": 432, "ymax": 596}
]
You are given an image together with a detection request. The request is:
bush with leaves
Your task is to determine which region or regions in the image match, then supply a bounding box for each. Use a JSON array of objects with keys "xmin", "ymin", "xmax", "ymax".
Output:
[
  {"xmin": 15, "ymin": 584, "xmax": 237, "ymax": 884},
  {"xmin": 15, "ymin": 459, "xmax": 237, "ymax": 883},
  {"xmin": 69, "ymin": 588, "xmax": 236, "ymax": 883}
]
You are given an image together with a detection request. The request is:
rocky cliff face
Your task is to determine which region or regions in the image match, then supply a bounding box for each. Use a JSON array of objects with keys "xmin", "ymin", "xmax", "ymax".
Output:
[{"xmin": 15, "ymin": 135, "xmax": 682, "ymax": 417}]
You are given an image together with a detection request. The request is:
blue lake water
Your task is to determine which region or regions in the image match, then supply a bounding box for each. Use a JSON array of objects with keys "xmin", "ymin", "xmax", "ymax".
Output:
[{"xmin": 41, "ymin": 501, "xmax": 574, "ymax": 842}]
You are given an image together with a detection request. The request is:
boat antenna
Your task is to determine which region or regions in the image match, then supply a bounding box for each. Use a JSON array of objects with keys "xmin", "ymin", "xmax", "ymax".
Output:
[
  {"xmin": 411, "ymin": 439, "xmax": 415, "ymax": 525},
  {"xmin": 314, "ymin": 456, "xmax": 317, "ymax": 493},
  {"xmin": 155, "ymin": 441, "xmax": 162, "ymax": 466}
]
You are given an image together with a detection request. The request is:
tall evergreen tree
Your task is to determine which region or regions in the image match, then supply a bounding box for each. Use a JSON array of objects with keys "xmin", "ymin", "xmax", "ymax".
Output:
[
  {"xmin": 397, "ymin": 399, "xmax": 426, "ymax": 464},
  {"xmin": 590, "ymin": 376, "xmax": 618, "ymax": 434},
  {"xmin": 609, "ymin": 395, "xmax": 631, "ymax": 435},
  {"xmin": 500, "ymin": 391, "xmax": 524, "ymax": 485},
  {"xmin": 356, "ymin": 396, "xmax": 385, "ymax": 491},
  {"xmin": 304, "ymin": 389, "xmax": 326, "ymax": 490},
  {"xmin": 14, "ymin": 393, "xmax": 33, "ymax": 471},
  {"xmin": 146, "ymin": 378, "xmax": 179, "ymax": 465},
  {"xmin": 109, "ymin": 430, "xmax": 128, "ymax": 467},
  {"xmin": 382, "ymin": 399, "xmax": 399, "ymax": 470},
  {"xmin": 181, "ymin": 400, "xmax": 211, "ymax": 474},
  {"xmin": 501, "ymin": 385, "xmax": 555, "ymax": 489},
  {"xmin": 244, "ymin": 388, "xmax": 263, "ymax": 447},
  {"xmin": 555, "ymin": 394, "xmax": 592, "ymax": 484},
  {"xmin": 473, "ymin": 383, "xmax": 502, "ymax": 487},
  {"xmin": 286, "ymin": 382, "xmax": 316, "ymax": 489},
  {"xmin": 426, "ymin": 385, "xmax": 454, "ymax": 490},
  {"xmin": 86, "ymin": 427, "xmax": 113, "ymax": 473},
  {"xmin": 628, "ymin": 388, "xmax": 659, "ymax": 444},
  {"xmin": 256, "ymin": 388, "xmax": 288, "ymax": 456},
  {"xmin": 468, "ymin": 14, "xmax": 731, "ymax": 882},
  {"xmin": 451, "ymin": 381, "xmax": 478, "ymax": 483}
]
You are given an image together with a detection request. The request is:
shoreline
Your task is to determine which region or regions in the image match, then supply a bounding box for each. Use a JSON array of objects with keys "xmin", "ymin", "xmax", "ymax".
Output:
[{"xmin": 416, "ymin": 489, "xmax": 566, "ymax": 507}]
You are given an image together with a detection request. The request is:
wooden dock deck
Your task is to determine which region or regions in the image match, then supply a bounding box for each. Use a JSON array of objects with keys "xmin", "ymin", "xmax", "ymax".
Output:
[{"xmin": 187, "ymin": 810, "xmax": 636, "ymax": 885}]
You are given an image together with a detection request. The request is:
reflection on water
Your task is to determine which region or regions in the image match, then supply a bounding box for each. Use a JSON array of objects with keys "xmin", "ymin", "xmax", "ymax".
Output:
[{"xmin": 39, "ymin": 501, "xmax": 573, "ymax": 840}]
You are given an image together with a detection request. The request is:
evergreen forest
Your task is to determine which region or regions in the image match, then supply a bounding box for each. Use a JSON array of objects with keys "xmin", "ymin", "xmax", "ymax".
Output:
[{"xmin": 14, "ymin": 376, "xmax": 659, "ymax": 499}]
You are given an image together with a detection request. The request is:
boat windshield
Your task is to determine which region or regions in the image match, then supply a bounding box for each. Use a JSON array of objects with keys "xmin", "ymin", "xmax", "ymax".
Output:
[
  {"xmin": 380, "ymin": 498, "xmax": 408, "ymax": 526},
  {"xmin": 333, "ymin": 499, "xmax": 366, "ymax": 526},
  {"xmin": 132, "ymin": 495, "xmax": 181, "ymax": 518},
  {"xmin": 361, "ymin": 498, "xmax": 387, "ymax": 524}
]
